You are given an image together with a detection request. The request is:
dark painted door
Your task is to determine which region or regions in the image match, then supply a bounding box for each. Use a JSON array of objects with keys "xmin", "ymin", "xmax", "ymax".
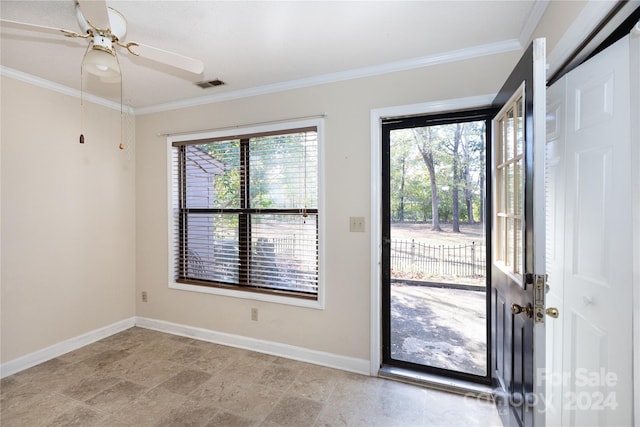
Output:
[{"xmin": 491, "ymin": 39, "xmax": 546, "ymax": 427}]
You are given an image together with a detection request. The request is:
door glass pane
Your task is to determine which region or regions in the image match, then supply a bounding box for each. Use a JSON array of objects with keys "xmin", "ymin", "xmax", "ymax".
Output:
[
  {"xmin": 506, "ymin": 108, "xmax": 514, "ymax": 160},
  {"xmin": 493, "ymin": 91, "xmax": 525, "ymax": 279},
  {"xmin": 515, "ymin": 218, "xmax": 522, "ymax": 275},
  {"xmin": 507, "ymin": 217, "xmax": 514, "ymax": 268},
  {"xmin": 516, "ymin": 99, "xmax": 524, "ymax": 156},
  {"xmin": 388, "ymin": 120, "xmax": 487, "ymax": 377},
  {"xmin": 507, "ymin": 163, "xmax": 514, "ymax": 214},
  {"xmin": 515, "ymin": 159, "xmax": 523, "ymax": 215},
  {"xmin": 498, "ymin": 118, "xmax": 505, "ymax": 164}
]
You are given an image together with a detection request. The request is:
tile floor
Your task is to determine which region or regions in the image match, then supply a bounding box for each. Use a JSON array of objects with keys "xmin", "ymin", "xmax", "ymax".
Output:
[{"xmin": 0, "ymin": 327, "xmax": 502, "ymax": 426}]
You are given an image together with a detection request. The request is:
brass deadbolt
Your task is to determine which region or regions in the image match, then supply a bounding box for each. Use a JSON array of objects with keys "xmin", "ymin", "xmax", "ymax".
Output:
[{"xmin": 511, "ymin": 303, "xmax": 533, "ymax": 318}]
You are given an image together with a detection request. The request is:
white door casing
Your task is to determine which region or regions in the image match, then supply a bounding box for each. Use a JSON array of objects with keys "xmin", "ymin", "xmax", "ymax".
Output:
[
  {"xmin": 544, "ymin": 75, "xmax": 566, "ymax": 426},
  {"xmin": 631, "ymin": 20, "xmax": 640, "ymax": 427}
]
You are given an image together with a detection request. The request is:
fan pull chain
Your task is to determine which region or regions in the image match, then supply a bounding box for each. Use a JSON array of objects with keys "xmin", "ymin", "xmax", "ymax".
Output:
[
  {"xmin": 117, "ymin": 53, "xmax": 125, "ymax": 150},
  {"xmin": 79, "ymin": 44, "xmax": 89, "ymax": 144}
]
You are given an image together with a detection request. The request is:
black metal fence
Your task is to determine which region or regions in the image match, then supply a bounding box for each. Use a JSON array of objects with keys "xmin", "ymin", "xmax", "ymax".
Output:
[{"xmin": 390, "ymin": 239, "xmax": 486, "ymax": 278}]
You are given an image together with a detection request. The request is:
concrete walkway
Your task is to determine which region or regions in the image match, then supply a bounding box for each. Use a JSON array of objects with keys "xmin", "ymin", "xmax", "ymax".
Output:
[{"xmin": 390, "ymin": 282, "xmax": 487, "ymax": 376}]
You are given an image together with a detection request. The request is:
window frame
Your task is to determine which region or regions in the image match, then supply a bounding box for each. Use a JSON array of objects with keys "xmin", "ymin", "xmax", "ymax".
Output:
[
  {"xmin": 167, "ymin": 118, "xmax": 325, "ymax": 309},
  {"xmin": 492, "ymin": 84, "xmax": 525, "ymax": 284}
]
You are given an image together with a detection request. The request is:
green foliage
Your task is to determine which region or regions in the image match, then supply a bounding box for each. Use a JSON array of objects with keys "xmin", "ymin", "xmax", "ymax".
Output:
[
  {"xmin": 199, "ymin": 132, "xmax": 318, "ymax": 211},
  {"xmin": 201, "ymin": 140, "xmax": 241, "ymax": 208},
  {"xmin": 390, "ymin": 120, "xmax": 486, "ymax": 226}
]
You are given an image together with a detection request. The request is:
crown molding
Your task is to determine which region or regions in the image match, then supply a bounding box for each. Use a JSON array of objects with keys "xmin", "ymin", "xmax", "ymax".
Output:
[
  {"xmin": 519, "ymin": 0, "xmax": 550, "ymax": 47},
  {"xmin": 135, "ymin": 39, "xmax": 522, "ymax": 115},
  {"xmin": 0, "ymin": 66, "xmax": 132, "ymax": 113},
  {"xmin": 3, "ymin": 38, "xmax": 521, "ymax": 116}
]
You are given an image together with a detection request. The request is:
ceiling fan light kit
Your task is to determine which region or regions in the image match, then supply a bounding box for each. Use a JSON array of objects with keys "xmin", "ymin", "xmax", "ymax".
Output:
[
  {"xmin": 83, "ymin": 45, "xmax": 120, "ymax": 79},
  {"xmin": 76, "ymin": 4, "xmax": 126, "ymax": 79}
]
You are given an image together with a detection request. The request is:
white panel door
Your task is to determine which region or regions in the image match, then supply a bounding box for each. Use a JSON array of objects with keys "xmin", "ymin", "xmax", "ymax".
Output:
[{"xmin": 561, "ymin": 36, "xmax": 633, "ymax": 426}]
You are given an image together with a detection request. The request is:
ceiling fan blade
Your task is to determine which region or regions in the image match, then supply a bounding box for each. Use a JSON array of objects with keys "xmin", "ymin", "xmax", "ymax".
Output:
[
  {"xmin": 0, "ymin": 19, "xmax": 80, "ymax": 37},
  {"xmin": 131, "ymin": 43, "xmax": 204, "ymax": 74},
  {"xmin": 77, "ymin": 0, "xmax": 111, "ymax": 31}
]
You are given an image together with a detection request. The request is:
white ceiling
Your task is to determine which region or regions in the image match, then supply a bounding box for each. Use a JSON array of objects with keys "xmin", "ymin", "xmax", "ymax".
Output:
[{"xmin": 1, "ymin": 1, "xmax": 545, "ymax": 111}]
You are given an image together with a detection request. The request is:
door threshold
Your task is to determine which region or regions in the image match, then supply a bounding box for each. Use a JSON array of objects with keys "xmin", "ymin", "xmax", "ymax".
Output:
[{"xmin": 378, "ymin": 365, "xmax": 494, "ymax": 401}]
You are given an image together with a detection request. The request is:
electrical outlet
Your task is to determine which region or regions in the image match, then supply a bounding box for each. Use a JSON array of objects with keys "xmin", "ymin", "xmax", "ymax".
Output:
[
  {"xmin": 141, "ymin": 291, "xmax": 148, "ymax": 303},
  {"xmin": 251, "ymin": 307, "xmax": 258, "ymax": 321},
  {"xmin": 349, "ymin": 216, "xmax": 365, "ymax": 232}
]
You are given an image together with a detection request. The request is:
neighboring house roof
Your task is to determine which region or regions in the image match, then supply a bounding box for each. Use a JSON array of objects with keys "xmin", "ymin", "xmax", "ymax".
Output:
[{"xmin": 187, "ymin": 145, "xmax": 225, "ymax": 176}]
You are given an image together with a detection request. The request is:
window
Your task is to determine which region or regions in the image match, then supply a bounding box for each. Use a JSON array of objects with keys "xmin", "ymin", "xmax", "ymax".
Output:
[
  {"xmin": 169, "ymin": 120, "xmax": 322, "ymax": 306},
  {"xmin": 493, "ymin": 87, "xmax": 524, "ymax": 278}
]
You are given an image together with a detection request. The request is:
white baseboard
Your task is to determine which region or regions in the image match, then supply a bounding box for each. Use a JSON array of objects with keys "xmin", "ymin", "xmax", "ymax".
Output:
[
  {"xmin": 135, "ymin": 316, "xmax": 370, "ymax": 376},
  {"xmin": 0, "ymin": 316, "xmax": 370, "ymax": 379},
  {"xmin": 0, "ymin": 317, "xmax": 136, "ymax": 379}
]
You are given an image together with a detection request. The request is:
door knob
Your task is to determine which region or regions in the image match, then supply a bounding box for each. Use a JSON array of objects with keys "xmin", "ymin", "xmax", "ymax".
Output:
[
  {"xmin": 545, "ymin": 307, "xmax": 559, "ymax": 318},
  {"xmin": 511, "ymin": 303, "xmax": 532, "ymax": 318}
]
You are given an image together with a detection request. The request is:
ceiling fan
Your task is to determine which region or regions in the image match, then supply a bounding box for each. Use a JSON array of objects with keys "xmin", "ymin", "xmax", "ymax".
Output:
[{"xmin": 0, "ymin": 0, "xmax": 205, "ymax": 80}]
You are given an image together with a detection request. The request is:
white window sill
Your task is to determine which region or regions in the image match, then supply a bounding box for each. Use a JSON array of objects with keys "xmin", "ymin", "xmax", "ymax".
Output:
[{"xmin": 169, "ymin": 281, "xmax": 325, "ymax": 309}]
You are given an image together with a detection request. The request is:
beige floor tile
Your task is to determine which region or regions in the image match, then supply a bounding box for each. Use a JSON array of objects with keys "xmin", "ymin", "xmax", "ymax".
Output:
[
  {"xmin": 134, "ymin": 337, "xmax": 190, "ymax": 360},
  {"xmin": 12, "ymin": 358, "xmax": 95, "ymax": 393},
  {"xmin": 288, "ymin": 364, "xmax": 346, "ymax": 403},
  {"xmin": 57, "ymin": 342, "xmax": 111, "ymax": 364},
  {"xmin": 263, "ymin": 395, "xmax": 323, "ymax": 427},
  {"xmin": 114, "ymin": 386, "xmax": 188, "ymax": 426},
  {"xmin": 156, "ymin": 399, "xmax": 219, "ymax": 427},
  {"xmin": 11, "ymin": 358, "xmax": 68, "ymax": 384},
  {"xmin": 167, "ymin": 343, "xmax": 210, "ymax": 365},
  {"xmin": 81, "ymin": 349, "xmax": 132, "ymax": 372},
  {"xmin": 61, "ymin": 374, "xmax": 122, "ymax": 401},
  {"xmin": 1, "ymin": 380, "xmax": 48, "ymax": 416},
  {"xmin": 0, "ymin": 376, "xmax": 27, "ymax": 399},
  {"xmin": 1, "ymin": 390, "xmax": 79, "ymax": 427},
  {"xmin": 85, "ymin": 380, "xmax": 148, "ymax": 412},
  {"xmin": 159, "ymin": 368, "xmax": 212, "ymax": 395},
  {"xmin": 204, "ymin": 381, "xmax": 283, "ymax": 420},
  {"xmin": 96, "ymin": 333, "xmax": 145, "ymax": 353},
  {"xmin": 191, "ymin": 344, "xmax": 243, "ymax": 375},
  {"xmin": 204, "ymin": 410, "xmax": 260, "ymax": 427},
  {"xmin": 46, "ymin": 404, "xmax": 108, "ymax": 427},
  {"xmin": 217, "ymin": 354, "xmax": 272, "ymax": 385},
  {"xmin": 257, "ymin": 363, "xmax": 299, "ymax": 392},
  {"xmin": 423, "ymin": 390, "xmax": 502, "ymax": 427},
  {"xmin": 1, "ymin": 327, "xmax": 503, "ymax": 427}
]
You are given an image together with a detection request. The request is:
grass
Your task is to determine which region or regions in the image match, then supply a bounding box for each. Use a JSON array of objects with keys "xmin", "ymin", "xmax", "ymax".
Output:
[{"xmin": 391, "ymin": 222, "xmax": 485, "ymax": 246}]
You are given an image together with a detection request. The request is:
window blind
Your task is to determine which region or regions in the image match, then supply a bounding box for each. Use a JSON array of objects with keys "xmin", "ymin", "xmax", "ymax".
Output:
[{"xmin": 171, "ymin": 128, "xmax": 319, "ymax": 299}]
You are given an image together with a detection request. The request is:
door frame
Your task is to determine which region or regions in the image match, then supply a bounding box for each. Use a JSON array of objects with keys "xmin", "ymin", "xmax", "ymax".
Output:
[
  {"xmin": 370, "ymin": 94, "xmax": 495, "ymax": 376},
  {"xmin": 379, "ymin": 108, "xmax": 495, "ymax": 384},
  {"xmin": 631, "ymin": 20, "xmax": 640, "ymax": 426}
]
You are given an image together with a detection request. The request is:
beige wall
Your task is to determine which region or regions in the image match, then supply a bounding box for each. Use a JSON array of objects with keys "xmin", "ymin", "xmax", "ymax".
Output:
[
  {"xmin": 0, "ymin": 77, "xmax": 136, "ymax": 363},
  {"xmin": 135, "ymin": 51, "xmax": 520, "ymax": 361},
  {"xmin": 0, "ymin": 0, "xmax": 596, "ymax": 366}
]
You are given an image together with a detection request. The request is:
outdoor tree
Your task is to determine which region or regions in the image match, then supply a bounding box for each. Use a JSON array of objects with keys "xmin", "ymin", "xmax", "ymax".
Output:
[
  {"xmin": 451, "ymin": 123, "xmax": 463, "ymax": 232},
  {"xmin": 459, "ymin": 121, "xmax": 486, "ymax": 225},
  {"xmin": 414, "ymin": 127, "xmax": 442, "ymax": 231},
  {"xmin": 388, "ymin": 120, "xmax": 485, "ymax": 230},
  {"xmin": 390, "ymin": 130, "xmax": 414, "ymax": 222}
]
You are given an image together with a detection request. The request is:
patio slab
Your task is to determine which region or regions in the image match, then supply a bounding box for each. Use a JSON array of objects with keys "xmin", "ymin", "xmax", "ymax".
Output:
[{"xmin": 391, "ymin": 282, "xmax": 487, "ymax": 376}]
